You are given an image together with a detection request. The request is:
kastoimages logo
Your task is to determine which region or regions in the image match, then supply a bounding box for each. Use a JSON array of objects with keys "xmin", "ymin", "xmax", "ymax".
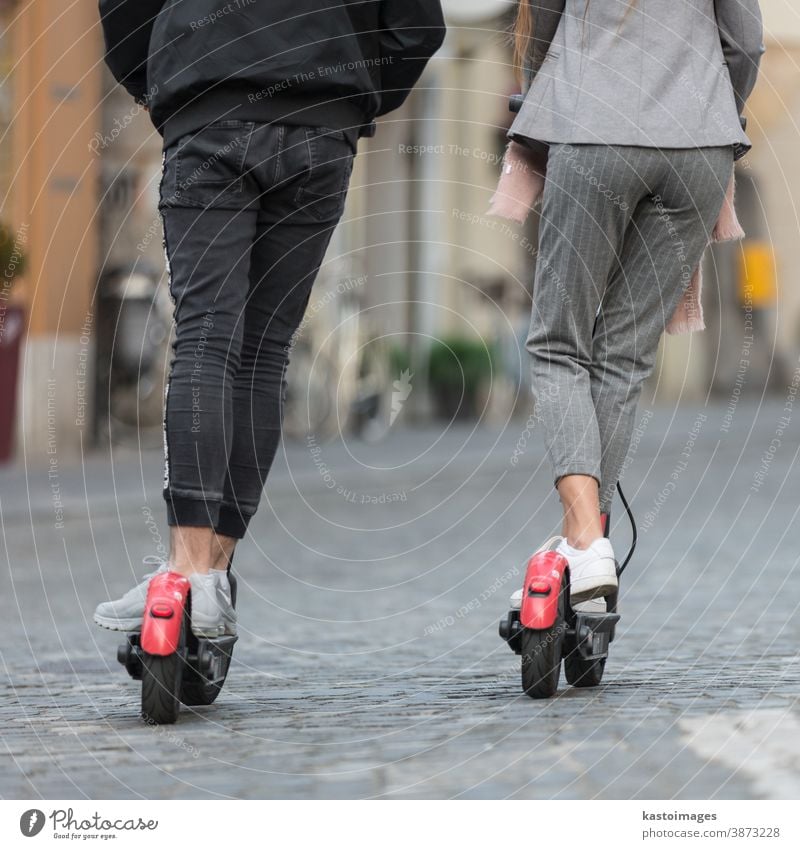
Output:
[{"xmin": 19, "ymin": 810, "xmax": 45, "ymax": 837}]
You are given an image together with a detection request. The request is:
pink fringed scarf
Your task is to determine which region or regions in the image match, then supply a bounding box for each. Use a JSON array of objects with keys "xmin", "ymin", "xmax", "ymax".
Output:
[{"xmin": 488, "ymin": 142, "xmax": 745, "ymax": 334}]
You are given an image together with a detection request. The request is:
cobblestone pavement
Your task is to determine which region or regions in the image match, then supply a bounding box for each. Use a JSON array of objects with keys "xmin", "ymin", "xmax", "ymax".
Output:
[{"xmin": 2, "ymin": 400, "xmax": 799, "ymax": 799}]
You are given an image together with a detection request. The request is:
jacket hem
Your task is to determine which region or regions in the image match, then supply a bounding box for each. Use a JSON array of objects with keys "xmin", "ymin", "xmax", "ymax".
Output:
[
  {"xmin": 508, "ymin": 129, "xmax": 750, "ymax": 157},
  {"xmin": 157, "ymin": 89, "xmax": 370, "ymax": 148}
]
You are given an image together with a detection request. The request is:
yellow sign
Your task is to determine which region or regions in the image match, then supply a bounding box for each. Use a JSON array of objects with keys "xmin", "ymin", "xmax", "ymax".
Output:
[{"xmin": 739, "ymin": 241, "xmax": 777, "ymax": 308}]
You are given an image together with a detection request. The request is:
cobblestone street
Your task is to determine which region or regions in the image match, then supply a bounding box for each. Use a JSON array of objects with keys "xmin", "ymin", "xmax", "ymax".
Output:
[{"xmin": 2, "ymin": 401, "xmax": 799, "ymax": 799}]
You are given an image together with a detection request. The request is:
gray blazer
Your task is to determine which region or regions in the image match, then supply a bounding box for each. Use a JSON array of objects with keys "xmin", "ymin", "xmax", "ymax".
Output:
[{"xmin": 510, "ymin": 0, "xmax": 764, "ymax": 154}]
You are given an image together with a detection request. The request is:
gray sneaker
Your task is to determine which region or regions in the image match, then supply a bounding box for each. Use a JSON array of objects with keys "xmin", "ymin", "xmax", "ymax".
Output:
[
  {"xmin": 188, "ymin": 573, "xmax": 223, "ymax": 638},
  {"xmin": 215, "ymin": 570, "xmax": 237, "ymax": 636},
  {"xmin": 93, "ymin": 557, "xmax": 168, "ymax": 632}
]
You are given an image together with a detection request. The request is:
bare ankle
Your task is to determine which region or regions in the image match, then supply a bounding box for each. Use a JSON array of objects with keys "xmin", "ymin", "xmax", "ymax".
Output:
[
  {"xmin": 564, "ymin": 534, "xmax": 600, "ymax": 550},
  {"xmin": 556, "ymin": 474, "xmax": 603, "ymax": 552},
  {"xmin": 169, "ymin": 560, "xmax": 212, "ymax": 577},
  {"xmin": 212, "ymin": 536, "xmax": 237, "ymax": 570},
  {"xmin": 169, "ymin": 527, "xmax": 237, "ymax": 575}
]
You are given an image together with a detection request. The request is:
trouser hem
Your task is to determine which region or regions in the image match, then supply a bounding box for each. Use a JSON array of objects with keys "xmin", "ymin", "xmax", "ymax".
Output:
[
  {"xmin": 163, "ymin": 492, "xmax": 255, "ymax": 540},
  {"xmin": 214, "ymin": 504, "xmax": 255, "ymax": 540},
  {"xmin": 165, "ymin": 492, "xmax": 220, "ymax": 529},
  {"xmin": 553, "ymin": 467, "xmax": 602, "ymax": 489}
]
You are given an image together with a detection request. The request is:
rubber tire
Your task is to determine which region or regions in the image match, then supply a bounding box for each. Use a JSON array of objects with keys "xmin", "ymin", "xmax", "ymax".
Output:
[
  {"xmin": 520, "ymin": 577, "xmax": 566, "ymax": 699},
  {"xmin": 564, "ymin": 654, "xmax": 606, "ymax": 688},
  {"xmin": 141, "ymin": 651, "xmax": 183, "ymax": 725}
]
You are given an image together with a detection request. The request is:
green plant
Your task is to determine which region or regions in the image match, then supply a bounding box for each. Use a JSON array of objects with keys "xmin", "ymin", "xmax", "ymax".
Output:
[
  {"xmin": 388, "ymin": 344, "xmax": 412, "ymax": 377},
  {"xmin": 427, "ymin": 336, "xmax": 496, "ymax": 418},
  {"xmin": 0, "ymin": 221, "xmax": 27, "ymax": 287}
]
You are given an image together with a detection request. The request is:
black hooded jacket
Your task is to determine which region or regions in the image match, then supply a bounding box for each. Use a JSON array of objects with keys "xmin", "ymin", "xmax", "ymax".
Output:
[{"xmin": 98, "ymin": 0, "xmax": 446, "ymax": 146}]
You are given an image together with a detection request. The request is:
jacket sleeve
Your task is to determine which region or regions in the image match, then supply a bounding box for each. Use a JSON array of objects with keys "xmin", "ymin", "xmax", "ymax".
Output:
[
  {"xmin": 98, "ymin": 0, "xmax": 166, "ymax": 103},
  {"xmin": 522, "ymin": 0, "xmax": 566, "ymax": 94},
  {"xmin": 715, "ymin": 0, "xmax": 765, "ymax": 115},
  {"xmin": 375, "ymin": 1, "xmax": 446, "ymax": 116}
]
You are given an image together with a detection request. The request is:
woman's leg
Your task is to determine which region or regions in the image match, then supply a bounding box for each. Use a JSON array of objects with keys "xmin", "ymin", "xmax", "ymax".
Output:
[
  {"xmin": 528, "ymin": 144, "xmax": 642, "ymax": 546},
  {"xmin": 590, "ymin": 148, "xmax": 733, "ymax": 512},
  {"xmin": 557, "ymin": 474, "xmax": 603, "ymax": 548}
]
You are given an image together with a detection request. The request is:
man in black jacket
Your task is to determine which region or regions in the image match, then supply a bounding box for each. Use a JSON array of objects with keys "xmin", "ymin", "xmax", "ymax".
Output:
[{"xmin": 94, "ymin": 1, "xmax": 445, "ymax": 637}]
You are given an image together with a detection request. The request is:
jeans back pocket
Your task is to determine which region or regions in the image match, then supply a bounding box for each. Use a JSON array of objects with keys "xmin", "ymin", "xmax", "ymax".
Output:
[
  {"xmin": 166, "ymin": 120, "xmax": 255, "ymax": 209},
  {"xmin": 294, "ymin": 128, "xmax": 355, "ymax": 221}
]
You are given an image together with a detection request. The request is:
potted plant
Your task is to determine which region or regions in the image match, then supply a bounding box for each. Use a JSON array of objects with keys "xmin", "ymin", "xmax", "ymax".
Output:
[
  {"xmin": 0, "ymin": 220, "xmax": 27, "ymax": 462},
  {"xmin": 427, "ymin": 335, "xmax": 495, "ymax": 420}
]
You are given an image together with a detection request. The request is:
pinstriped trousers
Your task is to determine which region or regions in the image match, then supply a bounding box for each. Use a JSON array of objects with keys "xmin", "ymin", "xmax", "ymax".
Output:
[{"xmin": 527, "ymin": 144, "xmax": 733, "ymax": 511}]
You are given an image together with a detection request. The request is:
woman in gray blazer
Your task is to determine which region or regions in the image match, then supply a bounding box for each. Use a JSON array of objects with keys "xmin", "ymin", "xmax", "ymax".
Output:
[{"xmin": 505, "ymin": 0, "xmax": 763, "ymax": 602}]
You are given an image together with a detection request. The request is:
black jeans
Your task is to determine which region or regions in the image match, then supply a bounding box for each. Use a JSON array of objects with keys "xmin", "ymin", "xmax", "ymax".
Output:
[{"xmin": 158, "ymin": 121, "xmax": 355, "ymax": 538}]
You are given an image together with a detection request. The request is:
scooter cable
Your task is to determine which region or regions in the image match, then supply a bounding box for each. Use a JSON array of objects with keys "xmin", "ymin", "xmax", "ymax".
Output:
[{"xmin": 616, "ymin": 481, "xmax": 637, "ymax": 575}]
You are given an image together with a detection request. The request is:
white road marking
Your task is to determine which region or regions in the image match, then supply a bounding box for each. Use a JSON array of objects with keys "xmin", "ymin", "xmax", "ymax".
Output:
[{"xmin": 680, "ymin": 709, "xmax": 800, "ymax": 799}]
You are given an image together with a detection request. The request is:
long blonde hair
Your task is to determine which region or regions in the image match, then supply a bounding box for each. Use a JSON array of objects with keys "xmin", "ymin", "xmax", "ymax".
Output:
[
  {"xmin": 513, "ymin": 0, "xmax": 637, "ymax": 82},
  {"xmin": 512, "ymin": 0, "xmax": 534, "ymax": 82}
]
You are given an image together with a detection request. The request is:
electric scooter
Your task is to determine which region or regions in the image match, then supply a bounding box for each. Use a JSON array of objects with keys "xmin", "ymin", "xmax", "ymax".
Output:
[
  {"xmin": 498, "ymin": 485, "xmax": 636, "ymax": 699},
  {"xmin": 116, "ymin": 569, "xmax": 238, "ymax": 724}
]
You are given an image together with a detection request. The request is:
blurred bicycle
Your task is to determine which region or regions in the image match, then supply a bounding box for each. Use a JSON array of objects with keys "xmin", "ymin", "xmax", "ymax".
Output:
[
  {"xmin": 95, "ymin": 263, "xmax": 172, "ymax": 448},
  {"xmin": 283, "ymin": 279, "xmax": 393, "ymax": 442}
]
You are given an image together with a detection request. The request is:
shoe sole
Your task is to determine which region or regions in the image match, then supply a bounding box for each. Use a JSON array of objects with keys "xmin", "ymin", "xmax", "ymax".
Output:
[
  {"xmin": 570, "ymin": 580, "xmax": 618, "ymax": 605},
  {"xmin": 191, "ymin": 620, "xmax": 223, "ymax": 638},
  {"xmin": 94, "ymin": 614, "xmax": 141, "ymax": 632}
]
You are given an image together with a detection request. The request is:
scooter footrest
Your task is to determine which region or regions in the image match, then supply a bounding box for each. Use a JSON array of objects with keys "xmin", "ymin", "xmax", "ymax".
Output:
[
  {"xmin": 117, "ymin": 633, "xmax": 144, "ymax": 680},
  {"xmin": 498, "ymin": 610, "xmax": 524, "ymax": 655},
  {"xmin": 574, "ymin": 612, "xmax": 620, "ymax": 660},
  {"xmin": 187, "ymin": 635, "xmax": 238, "ymax": 684},
  {"xmin": 575, "ymin": 612, "xmax": 620, "ymax": 633}
]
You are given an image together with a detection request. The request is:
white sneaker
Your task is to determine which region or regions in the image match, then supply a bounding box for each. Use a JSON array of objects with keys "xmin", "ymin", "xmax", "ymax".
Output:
[
  {"xmin": 537, "ymin": 535, "xmax": 564, "ymax": 554},
  {"xmin": 558, "ymin": 538, "xmax": 618, "ymax": 604},
  {"xmin": 214, "ymin": 570, "xmax": 237, "ymax": 636},
  {"xmin": 188, "ymin": 573, "xmax": 223, "ymax": 637},
  {"xmin": 509, "ymin": 535, "xmax": 564, "ymax": 608}
]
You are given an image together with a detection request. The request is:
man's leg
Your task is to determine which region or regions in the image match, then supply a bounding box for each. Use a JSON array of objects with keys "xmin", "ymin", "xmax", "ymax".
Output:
[
  {"xmin": 214, "ymin": 125, "xmax": 355, "ymax": 542},
  {"xmin": 158, "ymin": 129, "xmax": 264, "ymax": 633},
  {"xmin": 94, "ymin": 194, "xmax": 257, "ymax": 633},
  {"xmin": 160, "ymin": 203, "xmax": 257, "ymax": 576}
]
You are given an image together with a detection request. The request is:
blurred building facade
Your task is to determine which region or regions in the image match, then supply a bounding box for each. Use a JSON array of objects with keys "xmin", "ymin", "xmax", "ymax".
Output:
[
  {"xmin": 4, "ymin": 0, "xmax": 101, "ymax": 462},
  {"xmin": 2, "ymin": 0, "xmax": 799, "ymax": 460},
  {"xmin": 743, "ymin": 0, "xmax": 800, "ymax": 380}
]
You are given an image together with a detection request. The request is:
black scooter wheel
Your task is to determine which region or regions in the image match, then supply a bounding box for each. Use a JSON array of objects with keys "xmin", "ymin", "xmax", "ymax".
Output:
[
  {"xmin": 564, "ymin": 654, "xmax": 605, "ymax": 688},
  {"xmin": 141, "ymin": 618, "xmax": 186, "ymax": 725},
  {"xmin": 520, "ymin": 575, "xmax": 566, "ymax": 699}
]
